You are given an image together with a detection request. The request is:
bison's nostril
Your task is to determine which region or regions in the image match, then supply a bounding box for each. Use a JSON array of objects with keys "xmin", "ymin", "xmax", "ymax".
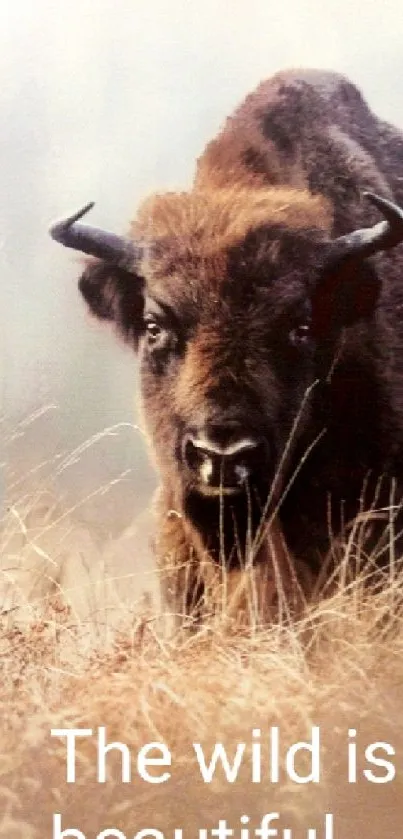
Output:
[
  {"xmin": 182, "ymin": 431, "xmax": 263, "ymax": 490},
  {"xmin": 183, "ymin": 436, "xmax": 210, "ymax": 475}
]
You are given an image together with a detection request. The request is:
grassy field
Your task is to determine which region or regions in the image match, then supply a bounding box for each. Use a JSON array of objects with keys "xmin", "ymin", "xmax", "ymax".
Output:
[{"xmin": 1, "ymin": 458, "xmax": 403, "ymax": 837}]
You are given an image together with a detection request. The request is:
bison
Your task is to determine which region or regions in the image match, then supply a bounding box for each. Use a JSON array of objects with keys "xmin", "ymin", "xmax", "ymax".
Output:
[{"xmin": 50, "ymin": 68, "xmax": 403, "ymax": 626}]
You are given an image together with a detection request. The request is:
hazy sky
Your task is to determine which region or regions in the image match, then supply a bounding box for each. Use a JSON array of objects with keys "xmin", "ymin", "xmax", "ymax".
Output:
[{"xmin": 2, "ymin": 0, "xmax": 403, "ymax": 526}]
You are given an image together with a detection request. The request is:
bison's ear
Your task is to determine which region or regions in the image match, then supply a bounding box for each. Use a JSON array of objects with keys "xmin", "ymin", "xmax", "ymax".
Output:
[
  {"xmin": 79, "ymin": 258, "xmax": 145, "ymax": 349},
  {"xmin": 312, "ymin": 258, "xmax": 381, "ymax": 339}
]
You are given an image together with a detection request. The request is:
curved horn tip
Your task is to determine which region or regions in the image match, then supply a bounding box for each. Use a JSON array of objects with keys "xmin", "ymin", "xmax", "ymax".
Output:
[
  {"xmin": 362, "ymin": 190, "xmax": 386, "ymax": 210},
  {"xmin": 49, "ymin": 201, "xmax": 96, "ymax": 239},
  {"xmin": 363, "ymin": 191, "xmax": 403, "ymax": 217},
  {"xmin": 74, "ymin": 200, "xmax": 96, "ymax": 220}
]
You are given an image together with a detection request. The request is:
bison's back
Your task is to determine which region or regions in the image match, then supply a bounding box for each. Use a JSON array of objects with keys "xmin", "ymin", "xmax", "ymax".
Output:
[{"xmin": 197, "ymin": 68, "xmax": 403, "ymax": 234}]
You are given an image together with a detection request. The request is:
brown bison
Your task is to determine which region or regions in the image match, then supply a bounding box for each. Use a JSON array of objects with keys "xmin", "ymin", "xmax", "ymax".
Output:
[{"xmin": 50, "ymin": 68, "xmax": 403, "ymax": 626}]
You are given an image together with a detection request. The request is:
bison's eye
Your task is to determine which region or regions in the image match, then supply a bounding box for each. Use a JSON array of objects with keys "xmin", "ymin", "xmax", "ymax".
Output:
[
  {"xmin": 144, "ymin": 317, "xmax": 170, "ymax": 350},
  {"xmin": 288, "ymin": 322, "xmax": 312, "ymax": 347}
]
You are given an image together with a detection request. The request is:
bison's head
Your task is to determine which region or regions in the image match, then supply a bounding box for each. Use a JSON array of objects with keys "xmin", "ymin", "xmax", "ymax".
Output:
[{"xmin": 50, "ymin": 188, "xmax": 403, "ymax": 565}]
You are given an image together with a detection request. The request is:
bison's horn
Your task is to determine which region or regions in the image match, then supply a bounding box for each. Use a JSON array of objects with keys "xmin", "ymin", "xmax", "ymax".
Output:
[
  {"xmin": 49, "ymin": 203, "xmax": 142, "ymax": 271},
  {"xmin": 328, "ymin": 192, "xmax": 403, "ymax": 264}
]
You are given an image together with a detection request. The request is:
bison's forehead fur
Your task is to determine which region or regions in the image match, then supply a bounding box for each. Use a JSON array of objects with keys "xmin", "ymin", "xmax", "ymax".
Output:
[{"xmin": 131, "ymin": 186, "xmax": 333, "ymax": 297}]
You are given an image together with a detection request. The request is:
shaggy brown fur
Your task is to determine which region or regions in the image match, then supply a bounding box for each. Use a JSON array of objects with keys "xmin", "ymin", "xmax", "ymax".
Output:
[{"xmin": 52, "ymin": 68, "xmax": 403, "ymax": 626}]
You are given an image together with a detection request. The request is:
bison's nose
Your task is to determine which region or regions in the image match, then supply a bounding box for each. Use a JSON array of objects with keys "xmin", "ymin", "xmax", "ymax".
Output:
[{"xmin": 182, "ymin": 425, "xmax": 263, "ymax": 492}]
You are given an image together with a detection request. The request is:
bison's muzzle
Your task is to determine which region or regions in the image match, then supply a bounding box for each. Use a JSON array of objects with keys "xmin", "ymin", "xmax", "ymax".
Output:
[{"xmin": 182, "ymin": 423, "xmax": 266, "ymax": 496}]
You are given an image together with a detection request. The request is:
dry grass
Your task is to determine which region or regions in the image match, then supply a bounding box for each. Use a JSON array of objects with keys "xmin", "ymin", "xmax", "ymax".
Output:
[
  {"xmin": 1, "ymin": 415, "xmax": 403, "ymax": 837},
  {"xmin": 1, "ymin": 492, "xmax": 403, "ymax": 838}
]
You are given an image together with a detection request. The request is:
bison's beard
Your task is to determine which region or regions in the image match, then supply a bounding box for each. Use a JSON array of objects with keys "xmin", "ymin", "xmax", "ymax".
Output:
[{"xmin": 184, "ymin": 477, "xmax": 272, "ymax": 569}]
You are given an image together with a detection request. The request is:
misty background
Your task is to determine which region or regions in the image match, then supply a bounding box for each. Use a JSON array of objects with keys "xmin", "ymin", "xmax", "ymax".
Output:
[{"xmin": 2, "ymin": 0, "xmax": 403, "ymax": 534}]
